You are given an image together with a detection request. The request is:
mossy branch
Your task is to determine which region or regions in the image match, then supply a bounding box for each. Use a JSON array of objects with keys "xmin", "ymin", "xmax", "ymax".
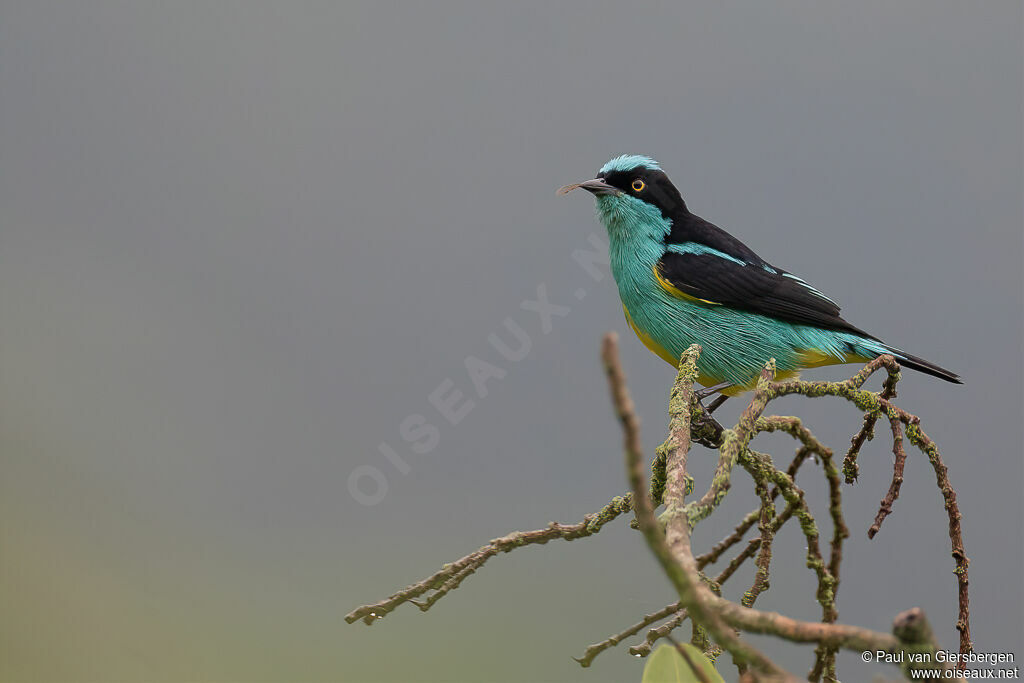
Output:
[
  {"xmin": 600, "ymin": 335, "xmax": 966, "ymax": 681},
  {"xmin": 347, "ymin": 334, "xmax": 970, "ymax": 682}
]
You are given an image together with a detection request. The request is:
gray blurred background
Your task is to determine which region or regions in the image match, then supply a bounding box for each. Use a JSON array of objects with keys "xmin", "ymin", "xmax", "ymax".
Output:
[{"xmin": 1, "ymin": 2, "xmax": 1021, "ymax": 682}]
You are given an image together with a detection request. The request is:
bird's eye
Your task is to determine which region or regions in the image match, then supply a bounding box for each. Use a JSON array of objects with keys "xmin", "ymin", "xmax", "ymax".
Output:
[{"xmin": 631, "ymin": 179, "xmax": 645, "ymax": 192}]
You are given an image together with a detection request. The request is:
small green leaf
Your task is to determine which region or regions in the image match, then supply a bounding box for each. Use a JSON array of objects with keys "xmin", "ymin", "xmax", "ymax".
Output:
[{"xmin": 640, "ymin": 643, "xmax": 726, "ymax": 683}]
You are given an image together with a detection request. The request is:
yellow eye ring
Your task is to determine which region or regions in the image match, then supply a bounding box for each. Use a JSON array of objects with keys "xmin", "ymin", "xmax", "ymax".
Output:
[{"xmin": 631, "ymin": 179, "xmax": 645, "ymax": 192}]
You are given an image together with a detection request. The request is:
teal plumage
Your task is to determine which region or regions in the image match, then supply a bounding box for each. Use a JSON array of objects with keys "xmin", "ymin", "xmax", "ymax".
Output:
[{"xmin": 559, "ymin": 155, "xmax": 960, "ymax": 393}]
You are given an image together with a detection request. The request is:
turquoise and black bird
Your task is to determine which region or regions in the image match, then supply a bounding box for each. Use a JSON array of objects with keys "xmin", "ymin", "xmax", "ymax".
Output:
[{"xmin": 559, "ymin": 154, "xmax": 960, "ymax": 398}]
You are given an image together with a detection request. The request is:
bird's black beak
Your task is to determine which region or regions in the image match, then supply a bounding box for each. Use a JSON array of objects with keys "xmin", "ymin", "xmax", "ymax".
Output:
[{"xmin": 556, "ymin": 178, "xmax": 621, "ymax": 197}]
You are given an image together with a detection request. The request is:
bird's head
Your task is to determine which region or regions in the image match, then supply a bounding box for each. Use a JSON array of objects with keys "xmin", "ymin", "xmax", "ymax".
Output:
[{"xmin": 558, "ymin": 155, "xmax": 688, "ymax": 239}]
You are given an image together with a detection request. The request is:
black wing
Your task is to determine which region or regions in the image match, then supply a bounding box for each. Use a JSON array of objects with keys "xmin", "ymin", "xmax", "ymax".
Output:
[{"xmin": 655, "ymin": 250, "xmax": 877, "ymax": 338}]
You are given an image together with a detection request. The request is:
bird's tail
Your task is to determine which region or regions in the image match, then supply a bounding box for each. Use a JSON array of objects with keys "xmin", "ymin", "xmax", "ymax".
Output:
[{"xmin": 878, "ymin": 346, "xmax": 962, "ymax": 384}]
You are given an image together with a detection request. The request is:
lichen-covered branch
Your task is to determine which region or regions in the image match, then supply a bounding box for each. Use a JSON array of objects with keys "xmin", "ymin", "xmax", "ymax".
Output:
[
  {"xmin": 695, "ymin": 443, "xmax": 812, "ymax": 574},
  {"xmin": 761, "ymin": 364, "xmax": 971, "ymax": 658},
  {"xmin": 347, "ymin": 338, "xmax": 969, "ymax": 682},
  {"xmin": 605, "ymin": 334, "xmax": 796, "ymax": 681},
  {"xmin": 603, "ymin": 336, "xmax": 966, "ymax": 682},
  {"xmin": 683, "ymin": 361, "xmax": 777, "ymax": 528},
  {"xmin": 844, "ymin": 358, "xmax": 901, "ymax": 482},
  {"xmin": 906, "ymin": 418, "xmax": 972, "ymax": 658}
]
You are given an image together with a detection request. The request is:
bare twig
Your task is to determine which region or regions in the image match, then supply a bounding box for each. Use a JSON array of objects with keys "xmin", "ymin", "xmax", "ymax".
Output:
[
  {"xmin": 742, "ymin": 475, "xmax": 776, "ymax": 609},
  {"xmin": 574, "ymin": 601, "xmax": 682, "ymax": 667},
  {"xmin": 344, "ymin": 493, "xmax": 633, "ymax": 624},
  {"xmin": 868, "ymin": 413, "xmax": 908, "ymax": 539},
  {"xmin": 627, "ymin": 609, "xmax": 690, "ymax": 657},
  {"xmin": 698, "ymin": 508, "xmax": 760, "ymax": 568}
]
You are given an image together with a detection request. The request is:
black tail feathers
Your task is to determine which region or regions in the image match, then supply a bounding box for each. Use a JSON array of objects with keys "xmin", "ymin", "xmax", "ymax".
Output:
[{"xmin": 885, "ymin": 349, "xmax": 962, "ymax": 384}]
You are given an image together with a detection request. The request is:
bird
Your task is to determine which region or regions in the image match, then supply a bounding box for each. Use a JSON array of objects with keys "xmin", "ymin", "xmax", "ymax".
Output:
[{"xmin": 558, "ymin": 154, "xmax": 960, "ymax": 399}]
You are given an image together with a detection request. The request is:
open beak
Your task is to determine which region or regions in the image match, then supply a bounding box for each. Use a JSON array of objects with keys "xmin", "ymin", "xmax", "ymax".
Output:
[{"xmin": 556, "ymin": 178, "xmax": 621, "ymax": 197}]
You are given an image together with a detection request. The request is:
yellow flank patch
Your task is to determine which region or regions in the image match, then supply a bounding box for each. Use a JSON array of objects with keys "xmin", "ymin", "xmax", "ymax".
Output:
[
  {"xmin": 796, "ymin": 348, "xmax": 872, "ymax": 369},
  {"xmin": 697, "ymin": 369, "xmax": 801, "ymax": 396},
  {"xmin": 653, "ymin": 265, "xmax": 721, "ymax": 305},
  {"xmin": 623, "ymin": 305, "xmax": 679, "ymax": 367},
  {"xmin": 698, "ymin": 375, "xmax": 745, "ymax": 396}
]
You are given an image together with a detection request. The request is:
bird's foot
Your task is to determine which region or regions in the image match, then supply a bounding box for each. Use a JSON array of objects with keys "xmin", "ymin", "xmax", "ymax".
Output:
[
  {"xmin": 693, "ymin": 382, "xmax": 732, "ymax": 415},
  {"xmin": 704, "ymin": 394, "xmax": 729, "ymax": 414}
]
